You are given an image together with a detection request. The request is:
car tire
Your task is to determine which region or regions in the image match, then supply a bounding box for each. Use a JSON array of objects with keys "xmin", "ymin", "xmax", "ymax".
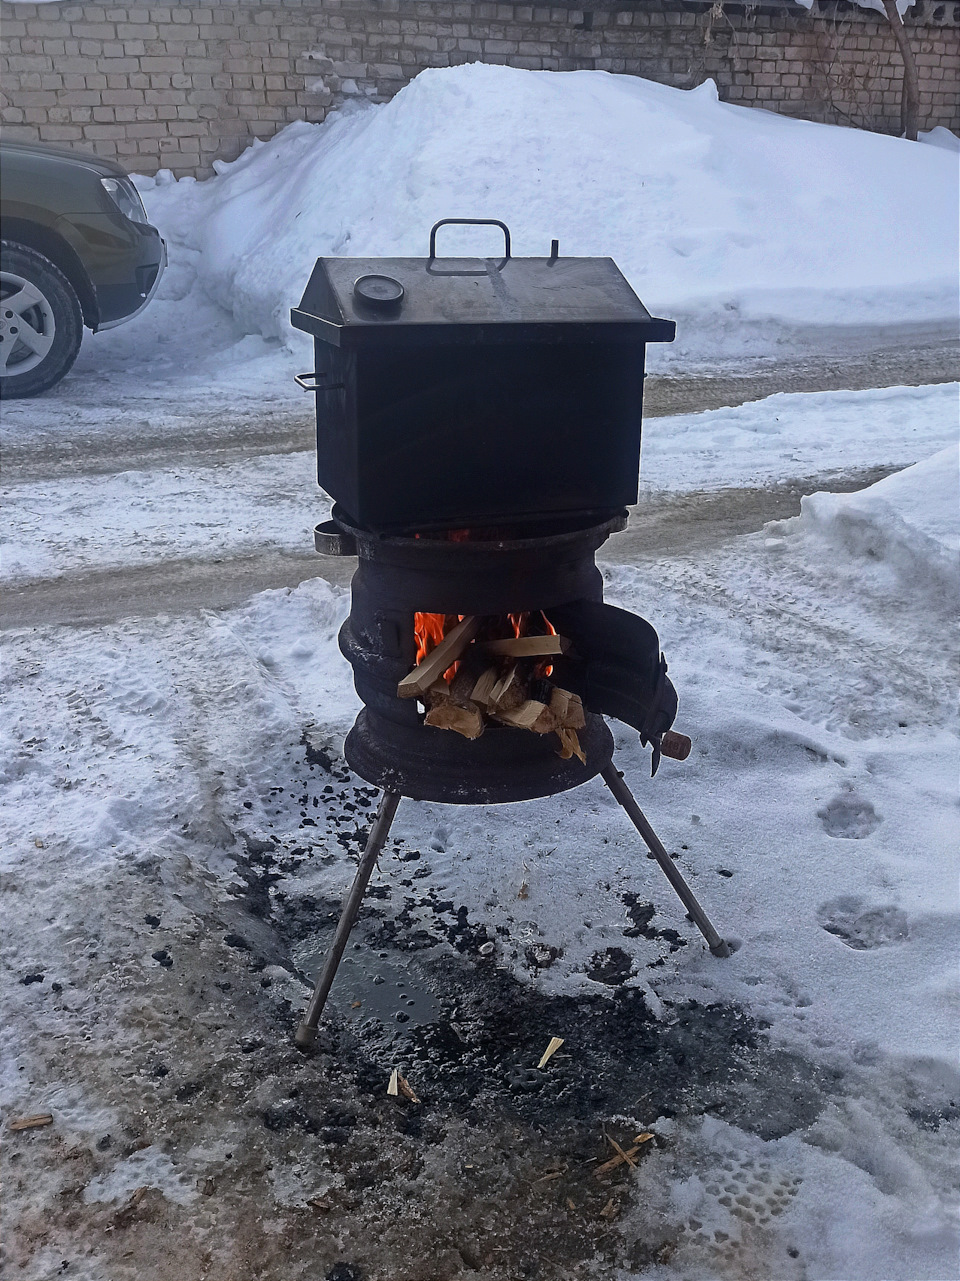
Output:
[{"xmin": 0, "ymin": 241, "xmax": 83, "ymax": 399}]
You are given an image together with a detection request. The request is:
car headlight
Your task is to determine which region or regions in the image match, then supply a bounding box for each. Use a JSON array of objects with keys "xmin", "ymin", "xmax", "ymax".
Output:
[{"xmin": 100, "ymin": 176, "xmax": 148, "ymax": 225}]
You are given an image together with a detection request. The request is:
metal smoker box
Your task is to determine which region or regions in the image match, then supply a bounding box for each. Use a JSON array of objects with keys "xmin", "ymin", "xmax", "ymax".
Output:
[{"xmin": 291, "ymin": 220, "xmax": 675, "ymax": 533}]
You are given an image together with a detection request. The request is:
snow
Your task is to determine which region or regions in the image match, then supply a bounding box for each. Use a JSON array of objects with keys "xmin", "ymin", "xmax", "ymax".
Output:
[
  {"xmin": 795, "ymin": 0, "xmax": 914, "ymax": 14},
  {"xmin": 3, "ymin": 61, "xmax": 959, "ymax": 1281},
  {"xmin": 640, "ymin": 382, "xmax": 958, "ymax": 491},
  {"xmin": 3, "ymin": 435, "xmax": 958, "ymax": 1275},
  {"xmin": 786, "ymin": 443, "xmax": 960, "ymax": 597},
  {"xmin": 4, "ymin": 383, "xmax": 955, "ymax": 587},
  {"xmin": 2, "ymin": 452, "xmax": 325, "ymax": 585},
  {"xmin": 920, "ymin": 126, "xmax": 960, "ymax": 152},
  {"xmin": 138, "ymin": 64, "xmax": 960, "ymax": 371}
]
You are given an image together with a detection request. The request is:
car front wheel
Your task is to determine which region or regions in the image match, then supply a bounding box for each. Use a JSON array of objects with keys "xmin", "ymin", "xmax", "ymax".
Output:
[{"xmin": 0, "ymin": 241, "xmax": 83, "ymax": 399}]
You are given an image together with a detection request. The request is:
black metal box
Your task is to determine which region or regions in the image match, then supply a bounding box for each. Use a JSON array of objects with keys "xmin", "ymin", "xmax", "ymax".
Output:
[{"xmin": 291, "ymin": 222, "xmax": 674, "ymax": 532}]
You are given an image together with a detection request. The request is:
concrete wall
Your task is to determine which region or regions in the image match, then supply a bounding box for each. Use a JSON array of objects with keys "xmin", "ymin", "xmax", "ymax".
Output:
[{"xmin": 1, "ymin": 0, "xmax": 957, "ymax": 178}]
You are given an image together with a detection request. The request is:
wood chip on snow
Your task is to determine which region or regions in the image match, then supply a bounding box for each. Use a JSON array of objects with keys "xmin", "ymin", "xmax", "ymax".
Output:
[
  {"xmin": 8, "ymin": 1114, "xmax": 53, "ymax": 1132},
  {"xmin": 537, "ymin": 1036, "xmax": 565, "ymax": 1069},
  {"xmin": 397, "ymin": 1075, "xmax": 420, "ymax": 1104}
]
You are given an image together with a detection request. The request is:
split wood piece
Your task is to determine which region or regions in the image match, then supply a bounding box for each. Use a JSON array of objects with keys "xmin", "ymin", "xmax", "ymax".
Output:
[
  {"xmin": 449, "ymin": 647, "xmax": 492, "ymax": 702},
  {"xmin": 387, "ymin": 1069, "xmax": 399, "ymax": 1096},
  {"xmin": 424, "ymin": 695, "xmax": 485, "ymax": 739},
  {"xmin": 423, "ymin": 677, "xmax": 485, "ymax": 739},
  {"xmin": 470, "ymin": 665, "xmax": 502, "ymax": 709},
  {"xmin": 556, "ymin": 727, "xmax": 586, "ymax": 764},
  {"xmin": 485, "ymin": 664, "xmax": 524, "ymax": 714},
  {"xmin": 495, "ymin": 699, "xmax": 558, "ymax": 734},
  {"xmin": 537, "ymin": 1036, "xmax": 565, "ymax": 1068},
  {"xmin": 397, "ymin": 615, "xmax": 480, "ymax": 699},
  {"xmin": 481, "ymin": 634, "xmax": 571, "ymax": 658},
  {"xmin": 549, "ymin": 687, "xmax": 585, "ymax": 731},
  {"xmin": 8, "ymin": 1114, "xmax": 53, "ymax": 1132}
]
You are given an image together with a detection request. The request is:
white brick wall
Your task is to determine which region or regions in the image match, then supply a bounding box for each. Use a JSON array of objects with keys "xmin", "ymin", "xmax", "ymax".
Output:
[{"xmin": 1, "ymin": 1, "xmax": 957, "ymax": 178}]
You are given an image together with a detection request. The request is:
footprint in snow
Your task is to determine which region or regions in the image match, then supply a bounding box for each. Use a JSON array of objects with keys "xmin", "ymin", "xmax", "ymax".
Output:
[
  {"xmin": 817, "ymin": 790, "xmax": 881, "ymax": 839},
  {"xmin": 818, "ymin": 897, "xmax": 910, "ymax": 950}
]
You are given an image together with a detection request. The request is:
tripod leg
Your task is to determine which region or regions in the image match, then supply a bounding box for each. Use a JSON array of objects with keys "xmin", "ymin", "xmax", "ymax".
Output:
[
  {"xmin": 601, "ymin": 763, "xmax": 732, "ymax": 958},
  {"xmin": 295, "ymin": 790, "xmax": 402, "ymax": 1046}
]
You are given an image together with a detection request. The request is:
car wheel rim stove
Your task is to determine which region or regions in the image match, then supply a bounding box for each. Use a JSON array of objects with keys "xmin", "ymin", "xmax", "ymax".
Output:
[{"xmin": 290, "ymin": 221, "xmax": 733, "ymax": 1047}]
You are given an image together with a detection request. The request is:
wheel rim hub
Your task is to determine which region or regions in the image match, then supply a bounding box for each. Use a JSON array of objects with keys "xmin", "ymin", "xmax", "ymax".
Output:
[{"xmin": 0, "ymin": 271, "xmax": 57, "ymax": 376}]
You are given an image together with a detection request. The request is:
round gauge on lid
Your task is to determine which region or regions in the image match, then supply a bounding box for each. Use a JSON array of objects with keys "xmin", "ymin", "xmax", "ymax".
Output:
[{"xmin": 353, "ymin": 274, "xmax": 405, "ymax": 309}]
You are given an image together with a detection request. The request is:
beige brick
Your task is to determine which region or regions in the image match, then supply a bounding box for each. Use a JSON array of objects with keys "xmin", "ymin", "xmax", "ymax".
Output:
[
  {"xmin": 84, "ymin": 122, "xmax": 128, "ymax": 138},
  {"xmin": 40, "ymin": 124, "xmax": 85, "ymax": 140},
  {"xmin": 126, "ymin": 120, "xmax": 167, "ymax": 137}
]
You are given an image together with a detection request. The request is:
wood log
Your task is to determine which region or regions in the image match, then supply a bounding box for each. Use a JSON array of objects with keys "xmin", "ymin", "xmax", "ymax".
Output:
[
  {"xmin": 486, "ymin": 664, "xmax": 524, "ymax": 713},
  {"xmin": 397, "ymin": 616, "xmax": 480, "ymax": 699},
  {"xmin": 481, "ymin": 634, "xmax": 571, "ymax": 658},
  {"xmin": 494, "ymin": 699, "xmax": 558, "ymax": 734},
  {"xmin": 424, "ymin": 699, "xmax": 484, "ymax": 739},
  {"xmin": 470, "ymin": 666, "xmax": 502, "ymax": 709},
  {"xmin": 449, "ymin": 648, "xmax": 490, "ymax": 703},
  {"xmin": 549, "ymin": 687, "xmax": 585, "ymax": 730}
]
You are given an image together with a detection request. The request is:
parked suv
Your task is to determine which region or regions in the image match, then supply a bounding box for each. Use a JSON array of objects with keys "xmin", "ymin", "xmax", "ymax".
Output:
[{"xmin": 0, "ymin": 140, "xmax": 166, "ymax": 398}]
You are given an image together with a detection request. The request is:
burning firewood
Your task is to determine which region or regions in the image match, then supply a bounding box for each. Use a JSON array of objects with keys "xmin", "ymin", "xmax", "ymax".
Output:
[
  {"xmin": 470, "ymin": 665, "xmax": 502, "ymax": 709},
  {"xmin": 485, "ymin": 664, "xmax": 523, "ymax": 713},
  {"xmin": 423, "ymin": 676, "xmax": 485, "ymax": 739},
  {"xmin": 481, "ymin": 634, "xmax": 571, "ymax": 658},
  {"xmin": 424, "ymin": 697, "xmax": 485, "ymax": 739},
  {"xmin": 401, "ymin": 612, "xmax": 593, "ymax": 759},
  {"xmin": 397, "ymin": 615, "xmax": 480, "ymax": 699},
  {"xmin": 549, "ymin": 687, "xmax": 585, "ymax": 730},
  {"xmin": 493, "ymin": 700, "xmax": 558, "ymax": 734}
]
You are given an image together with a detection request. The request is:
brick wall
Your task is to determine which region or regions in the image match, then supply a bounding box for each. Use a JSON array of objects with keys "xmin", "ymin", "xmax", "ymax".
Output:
[{"xmin": 1, "ymin": 1, "xmax": 957, "ymax": 179}]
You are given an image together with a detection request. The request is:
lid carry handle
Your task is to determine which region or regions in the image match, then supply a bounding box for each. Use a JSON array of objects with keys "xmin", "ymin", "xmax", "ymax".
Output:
[{"xmin": 428, "ymin": 218, "xmax": 512, "ymax": 262}]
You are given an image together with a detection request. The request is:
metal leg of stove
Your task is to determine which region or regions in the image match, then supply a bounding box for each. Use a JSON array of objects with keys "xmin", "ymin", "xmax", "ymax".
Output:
[
  {"xmin": 601, "ymin": 763, "xmax": 732, "ymax": 959},
  {"xmin": 295, "ymin": 790, "xmax": 403, "ymax": 1047}
]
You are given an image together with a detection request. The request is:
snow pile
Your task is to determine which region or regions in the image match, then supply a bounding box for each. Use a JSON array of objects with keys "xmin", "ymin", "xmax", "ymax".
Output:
[
  {"xmin": 920, "ymin": 126, "xmax": 960, "ymax": 152},
  {"xmin": 788, "ymin": 443, "xmax": 959, "ymax": 596},
  {"xmin": 140, "ymin": 63, "xmax": 959, "ymax": 367},
  {"xmin": 641, "ymin": 381, "xmax": 959, "ymax": 491}
]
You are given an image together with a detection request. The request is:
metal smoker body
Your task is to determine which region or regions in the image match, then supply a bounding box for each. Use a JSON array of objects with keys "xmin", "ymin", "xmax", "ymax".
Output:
[{"xmin": 290, "ymin": 221, "xmax": 732, "ymax": 1047}]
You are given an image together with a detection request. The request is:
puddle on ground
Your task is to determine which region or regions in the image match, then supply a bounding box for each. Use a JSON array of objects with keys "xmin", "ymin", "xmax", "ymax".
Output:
[{"xmin": 294, "ymin": 930, "xmax": 442, "ymax": 1040}]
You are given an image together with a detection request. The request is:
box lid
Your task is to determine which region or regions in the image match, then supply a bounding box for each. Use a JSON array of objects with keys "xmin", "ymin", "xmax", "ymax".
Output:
[{"xmin": 291, "ymin": 253, "xmax": 675, "ymax": 349}]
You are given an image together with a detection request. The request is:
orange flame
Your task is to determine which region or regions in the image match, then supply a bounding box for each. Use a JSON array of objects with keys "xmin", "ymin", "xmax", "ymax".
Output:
[{"xmin": 412, "ymin": 609, "xmax": 558, "ymax": 684}]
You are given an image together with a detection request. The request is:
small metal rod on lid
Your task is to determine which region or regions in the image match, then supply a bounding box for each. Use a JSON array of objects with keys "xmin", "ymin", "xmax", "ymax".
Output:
[
  {"xmin": 295, "ymin": 790, "xmax": 403, "ymax": 1047},
  {"xmin": 548, "ymin": 239, "xmax": 559, "ymax": 264},
  {"xmin": 600, "ymin": 763, "xmax": 733, "ymax": 958}
]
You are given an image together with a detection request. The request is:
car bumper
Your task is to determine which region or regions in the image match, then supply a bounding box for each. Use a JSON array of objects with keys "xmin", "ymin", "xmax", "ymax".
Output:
[
  {"xmin": 55, "ymin": 212, "xmax": 167, "ymax": 331},
  {"xmin": 96, "ymin": 234, "xmax": 167, "ymax": 331}
]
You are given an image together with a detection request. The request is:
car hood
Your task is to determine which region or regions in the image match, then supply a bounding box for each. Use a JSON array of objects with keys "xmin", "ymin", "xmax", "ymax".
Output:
[{"xmin": 1, "ymin": 140, "xmax": 129, "ymax": 179}]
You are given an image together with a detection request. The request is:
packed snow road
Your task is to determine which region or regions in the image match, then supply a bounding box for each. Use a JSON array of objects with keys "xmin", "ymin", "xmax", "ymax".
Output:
[{"xmin": 3, "ymin": 446, "xmax": 957, "ymax": 1281}]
